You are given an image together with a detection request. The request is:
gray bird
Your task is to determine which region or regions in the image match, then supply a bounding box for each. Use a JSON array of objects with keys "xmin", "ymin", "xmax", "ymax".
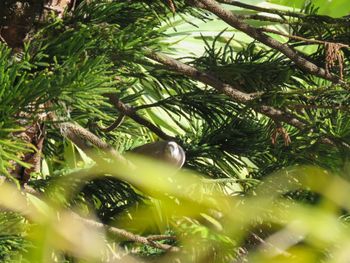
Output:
[{"xmin": 131, "ymin": 141, "xmax": 186, "ymax": 169}]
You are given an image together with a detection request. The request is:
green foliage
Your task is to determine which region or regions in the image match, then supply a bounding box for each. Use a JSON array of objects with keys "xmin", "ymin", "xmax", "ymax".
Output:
[
  {"xmin": 0, "ymin": 0, "xmax": 349, "ymax": 262},
  {"xmin": 194, "ymin": 38, "xmax": 292, "ymax": 92},
  {"xmin": 268, "ymin": 0, "xmax": 350, "ymax": 17},
  {"xmin": 0, "ymin": 212, "xmax": 29, "ymax": 262},
  {"xmin": 2, "ymin": 156, "xmax": 350, "ymax": 262}
]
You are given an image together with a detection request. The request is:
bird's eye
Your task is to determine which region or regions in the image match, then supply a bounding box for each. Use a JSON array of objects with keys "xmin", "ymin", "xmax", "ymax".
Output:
[
  {"xmin": 164, "ymin": 141, "xmax": 185, "ymax": 168},
  {"xmin": 167, "ymin": 142, "xmax": 175, "ymax": 151},
  {"xmin": 165, "ymin": 141, "xmax": 178, "ymax": 157}
]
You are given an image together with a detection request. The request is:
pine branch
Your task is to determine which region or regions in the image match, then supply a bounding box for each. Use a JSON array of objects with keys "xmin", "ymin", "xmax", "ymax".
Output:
[
  {"xmin": 287, "ymin": 104, "xmax": 350, "ymax": 111},
  {"xmin": 260, "ymin": 28, "xmax": 349, "ymax": 47},
  {"xmin": 146, "ymin": 50, "xmax": 350, "ymax": 148},
  {"xmin": 105, "ymin": 93, "xmax": 175, "ymax": 141},
  {"xmin": 147, "ymin": 234, "xmax": 177, "ymax": 241},
  {"xmin": 258, "ymin": 106, "xmax": 306, "ymax": 129},
  {"xmin": 239, "ymin": 14, "xmax": 349, "ymax": 27},
  {"xmin": 238, "ymin": 14, "xmax": 289, "ymax": 24},
  {"xmin": 98, "ymin": 114, "xmax": 125, "ymax": 133},
  {"xmin": 188, "ymin": 0, "xmax": 342, "ymax": 83},
  {"xmin": 146, "ymin": 50, "xmax": 307, "ymax": 130},
  {"xmin": 146, "ymin": 51, "xmax": 261, "ymax": 103},
  {"xmin": 58, "ymin": 122, "xmax": 127, "ymax": 163},
  {"xmin": 77, "ymin": 215, "xmax": 180, "ymax": 252},
  {"xmin": 46, "ymin": 103, "xmax": 128, "ymax": 163}
]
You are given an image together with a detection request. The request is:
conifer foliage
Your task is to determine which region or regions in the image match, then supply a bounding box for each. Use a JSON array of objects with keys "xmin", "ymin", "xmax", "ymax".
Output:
[{"xmin": 0, "ymin": 0, "xmax": 349, "ymax": 262}]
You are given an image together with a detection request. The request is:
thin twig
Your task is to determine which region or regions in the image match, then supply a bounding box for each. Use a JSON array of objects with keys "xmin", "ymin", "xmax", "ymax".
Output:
[
  {"xmin": 79, "ymin": 216, "xmax": 180, "ymax": 252},
  {"xmin": 134, "ymin": 101, "xmax": 164, "ymax": 111},
  {"xmin": 240, "ymin": 14, "xmax": 350, "ymax": 28},
  {"xmin": 98, "ymin": 114, "xmax": 125, "ymax": 133},
  {"xmin": 261, "ymin": 27, "xmax": 349, "ymax": 47},
  {"xmin": 105, "ymin": 93, "xmax": 175, "ymax": 141},
  {"xmin": 147, "ymin": 235, "xmax": 177, "ymax": 241},
  {"xmin": 287, "ymin": 104, "xmax": 350, "ymax": 111},
  {"xmin": 238, "ymin": 14, "xmax": 289, "ymax": 24}
]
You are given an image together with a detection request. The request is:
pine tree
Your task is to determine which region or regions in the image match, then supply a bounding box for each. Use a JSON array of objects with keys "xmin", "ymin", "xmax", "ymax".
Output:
[{"xmin": 0, "ymin": 0, "xmax": 349, "ymax": 262}]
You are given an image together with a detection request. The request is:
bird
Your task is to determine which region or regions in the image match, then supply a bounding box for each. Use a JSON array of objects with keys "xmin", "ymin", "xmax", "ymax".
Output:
[{"xmin": 131, "ymin": 141, "xmax": 186, "ymax": 169}]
